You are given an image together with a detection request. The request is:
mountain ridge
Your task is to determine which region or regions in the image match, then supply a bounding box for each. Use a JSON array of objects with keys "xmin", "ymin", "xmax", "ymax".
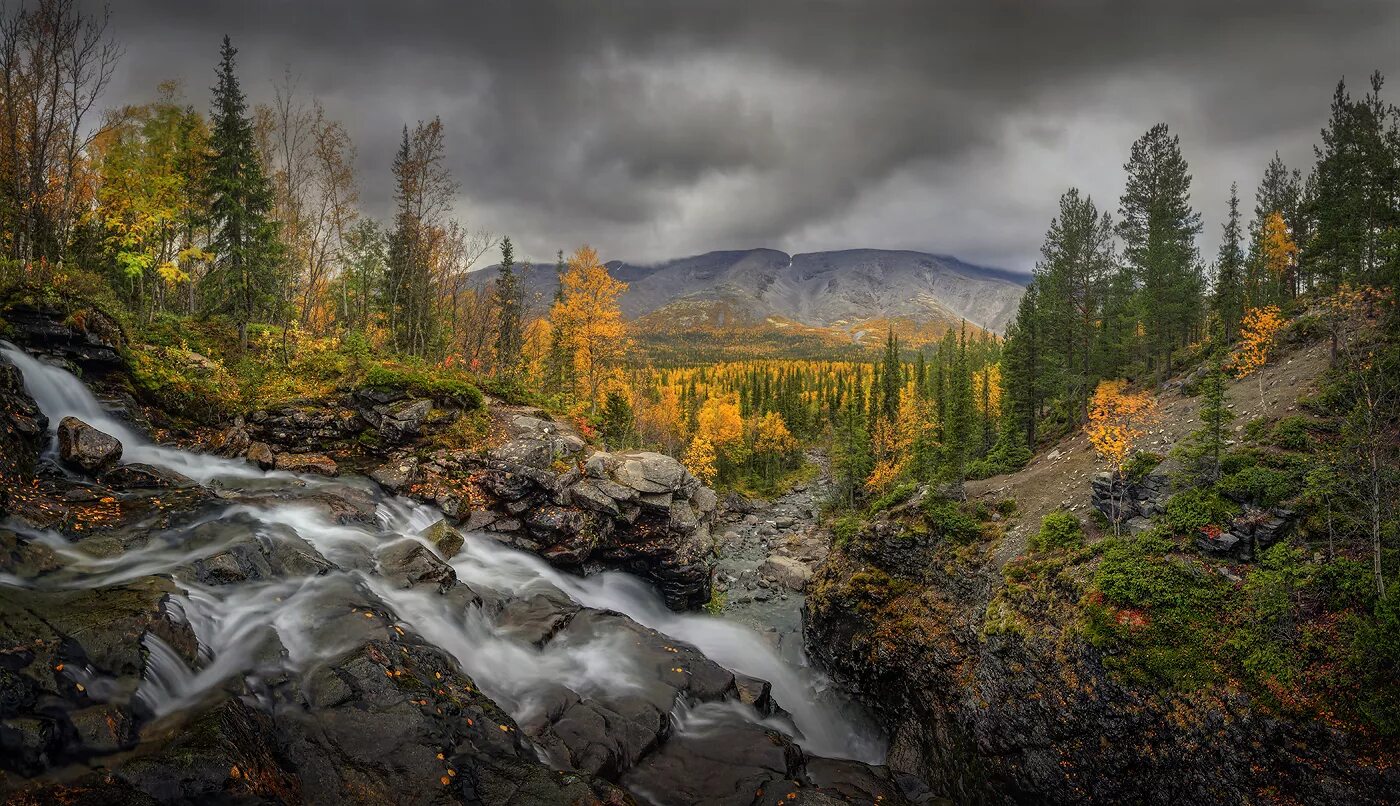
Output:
[{"xmin": 477, "ymin": 247, "xmax": 1029, "ymax": 340}]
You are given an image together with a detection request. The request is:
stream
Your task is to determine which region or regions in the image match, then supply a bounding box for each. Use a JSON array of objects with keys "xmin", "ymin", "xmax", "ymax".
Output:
[{"xmin": 0, "ymin": 343, "xmax": 888, "ymax": 802}]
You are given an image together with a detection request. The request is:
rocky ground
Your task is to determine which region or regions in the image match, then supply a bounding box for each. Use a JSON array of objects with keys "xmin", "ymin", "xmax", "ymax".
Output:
[{"xmin": 710, "ymin": 454, "xmax": 833, "ymax": 662}]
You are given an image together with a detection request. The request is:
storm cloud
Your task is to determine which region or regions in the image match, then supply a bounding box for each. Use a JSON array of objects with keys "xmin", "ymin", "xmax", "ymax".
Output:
[{"xmin": 98, "ymin": 0, "xmax": 1400, "ymax": 271}]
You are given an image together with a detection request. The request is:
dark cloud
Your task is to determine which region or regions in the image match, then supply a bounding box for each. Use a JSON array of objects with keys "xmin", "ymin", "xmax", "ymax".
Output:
[{"xmin": 95, "ymin": 0, "xmax": 1400, "ymax": 270}]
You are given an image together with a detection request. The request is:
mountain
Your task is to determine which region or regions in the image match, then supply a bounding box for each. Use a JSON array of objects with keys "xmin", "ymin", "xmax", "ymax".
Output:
[{"xmin": 478, "ymin": 248, "xmax": 1029, "ymax": 355}]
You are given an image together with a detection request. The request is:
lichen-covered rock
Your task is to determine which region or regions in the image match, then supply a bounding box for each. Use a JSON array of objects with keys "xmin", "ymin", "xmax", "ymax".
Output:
[
  {"xmin": 420, "ymin": 518, "xmax": 465, "ymax": 559},
  {"xmin": 57, "ymin": 416, "xmax": 123, "ymax": 473},
  {"xmin": 274, "ymin": 452, "xmax": 339, "ymax": 477}
]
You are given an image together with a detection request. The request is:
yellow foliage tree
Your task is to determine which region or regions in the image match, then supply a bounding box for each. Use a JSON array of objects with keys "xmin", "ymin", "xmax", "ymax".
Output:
[
  {"xmin": 1234, "ymin": 304, "xmax": 1284, "ymax": 405},
  {"xmin": 695, "ymin": 394, "xmax": 746, "ymax": 475},
  {"xmin": 1260, "ymin": 211, "xmax": 1298, "ymax": 298},
  {"xmin": 750, "ymin": 411, "xmax": 797, "ymax": 481},
  {"xmin": 1086, "ymin": 379, "xmax": 1158, "ymax": 534},
  {"xmin": 865, "ymin": 416, "xmax": 911, "ymax": 496},
  {"xmin": 683, "ymin": 433, "xmax": 717, "ymax": 484},
  {"xmin": 550, "ymin": 245, "xmax": 629, "ymax": 415}
]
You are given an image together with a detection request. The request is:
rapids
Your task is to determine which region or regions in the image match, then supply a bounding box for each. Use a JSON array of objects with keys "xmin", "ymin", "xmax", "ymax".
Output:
[{"xmin": 0, "ymin": 343, "xmax": 886, "ymax": 782}]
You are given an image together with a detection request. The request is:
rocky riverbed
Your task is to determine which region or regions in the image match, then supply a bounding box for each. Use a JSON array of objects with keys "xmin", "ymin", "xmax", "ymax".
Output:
[{"xmin": 0, "ymin": 335, "xmax": 905, "ymax": 805}]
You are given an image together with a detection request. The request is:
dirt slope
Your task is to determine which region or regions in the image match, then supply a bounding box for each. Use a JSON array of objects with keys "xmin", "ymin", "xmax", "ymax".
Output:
[{"xmin": 967, "ymin": 338, "xmax": 1332, "ymax": 565}]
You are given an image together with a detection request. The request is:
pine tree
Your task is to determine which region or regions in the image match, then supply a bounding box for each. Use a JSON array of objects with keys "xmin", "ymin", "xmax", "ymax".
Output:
[
  {"xmin": 545, "ymin": 249, "xmax": 574, "ymax": 393},
  {"xmin": 880, "ymin": 329, "xmax": 901, "ymax": 424},
  {"xmin": 1213, "ymin": 182, "xmax": 1246, "ymax": 341},
  {"xmin": 493, "ymin": 236, "xmax": 524, "ymax": 376},
  {"xmin": 202, "ymin": 36, "xmax": 283, "ymax": 349},
  {"xmin": 1118, "ymin": 123, "xmax": 1204, "ymax": 380},
  {"xmin": 600, "ymin": 390, "xmax": 635, "ymax": 450},
  {"xmin": 1179, "ymin": 364, "xmax": 1233, "ymax": 486}
]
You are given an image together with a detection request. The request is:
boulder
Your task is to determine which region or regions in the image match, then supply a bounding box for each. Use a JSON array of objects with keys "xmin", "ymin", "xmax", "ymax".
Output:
[
  {"xmin": 274, "ymin": 452, "xmax": 339, "ymax": 477},
  {"xmin": 378, "ymin": 540, "xmax": 456, "ymax": 591},
  {"xmin": 760, "ymin": 555, "xmax": 812, "ymax": 591},
  {"xmin": 246, "ymin": 442, "xmax": 276, "ymax": 470},
  {"xmin": 102, "ymin": 462, "xmax": 195, "ymax": 490},
  {"xmin": 370, "ymin": 457, "xmax": 419, "ymax": 494},
  {"xmin": 374, "ymin": 397, "xmax": 433, "ymax": 443},
  {"xmin": 613, "ymin": 451, "xmax": 686, "ymax": 494},
  {"xmin": 57, "ymin": 416, "xmax": 123, "ymax": 473},
  {"xmin": 419, "ymin": 519, "xmax": 465, "ymax": 559}
]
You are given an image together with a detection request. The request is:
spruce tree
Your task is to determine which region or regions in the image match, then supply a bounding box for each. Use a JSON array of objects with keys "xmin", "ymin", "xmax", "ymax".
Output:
[
  {"xmin": 1213, "ymin": 182, "xmax": 1246, "ymax": 340},
  {"xmin": 600, "ymin": 390, "xmax": 635, "ymax": 450},
  {"xmin": 493, "ymin": 236, "xmax": 524, "ymax": 376},
  {"xmin": 545, "ymin": 249, "xmax": 574, "ymax": 393},
  {"xmin": 1118, "ymin": 123, "xmax": 1204, "ymax": 380},
  {"xmin": 880, "ymin": 329, "xmax": 901, "ymax": 424},
  {"xmin": 1179, "ymin": 364, "xmax": 1233, "ymax": 486},
  {"xmin": 202, "ymin": 36, "xmax": 282, "ymax": 349}
]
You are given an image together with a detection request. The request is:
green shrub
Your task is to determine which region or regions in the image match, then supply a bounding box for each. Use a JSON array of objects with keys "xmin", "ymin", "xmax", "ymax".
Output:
[
  {"xmin": 1218, "ymin": 465, "xmax": 1296, "ymax": 508},
  {"xmin": 1270, "ymin": 416, "xmax": 1314, "ymax": 450},
  {"xmin": 869, "ymin": 482, "xmax": 916, "ymax": 514},
  {"xmin": 362, "ymin": 363, "xmax": 483, "ymax": 409},
  {"xmin": 1123, "ymin": 451, "xmax": 1165, "ymax": 483},
  {"xmin": 1031, "ymin": 510, "xmax": 1084, "ymax": 552},
  {"xmin": 832, "ymin": 513, "xmax": 865, "ymax": 546},
  {"xmin": 922, "ymin": 498, "xmax": 980, "ymax": 543},
  {"xmin": 128, "ymin": 345, "xmax": 239, "ymax": 424},
  {"xmin": 1244, "ymin": 417, "xmax": 1271, "ymax": 441},
  {"xmin": 1164, "ymin": 488, "xmax": 1239, "ymax": 534}
]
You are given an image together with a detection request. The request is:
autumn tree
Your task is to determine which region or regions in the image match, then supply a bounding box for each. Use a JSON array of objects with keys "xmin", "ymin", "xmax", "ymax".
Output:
[
  {"xmin": 1233, "ymin": 305, "xmax": 1284, "ymax": 405},
  {"xmin": 1086, "ymin": 379, "xmax": 1158, "ymax": 534},
  {"xmin": 683, "ymin": 433, "xmax": 717, "ymax": 485},
  {"xmin": 1260, "ymin": 211, "xmax": 1298, "ymax": 302},
  {"xmin": 750, "ymin": 410, "xmax": 796, "ymax": 482},
  {"xmin": 0, "ymin": 0, "xmax": 119, "ymax": 264},
  {"xmin": 551, "ymin": 245, "xmax": 628, "ymax": 415},
  {"xmin": 202, "ymin": 36, "xmax": 282, "ymax": 350}
]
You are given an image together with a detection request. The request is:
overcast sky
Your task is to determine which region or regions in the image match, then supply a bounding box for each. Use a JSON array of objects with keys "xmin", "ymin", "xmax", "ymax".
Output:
[{"xmin": 97, "ymin": 1, "xmax": 1400, "ymax": 273}]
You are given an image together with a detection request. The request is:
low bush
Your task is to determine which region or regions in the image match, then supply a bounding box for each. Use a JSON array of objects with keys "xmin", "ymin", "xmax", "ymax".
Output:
[
  {"xmin": 922, "ymin": 498, "xmax": 981, "ymax": 543},
  {"xmin": 1218, "ymin": 465, "xmax": 1297, "ymax": 508},
  {"xmin": 128, "ymin": 345, "xmax": 240, "ymax": 424},
  {"xmin": 869, "ymin": 482, "xmax": 917, "ymax": 514},
  {"xmin": 1031, "ymin": 510, "xmax": 1084, "ymax": 552},
  {"xmin": 1163, "ymin": 488, "xmax": 1239, "ymax": 534},
  {"xmin": 362, "ymin": 363, "xmax": 483, "ymax": 409}
]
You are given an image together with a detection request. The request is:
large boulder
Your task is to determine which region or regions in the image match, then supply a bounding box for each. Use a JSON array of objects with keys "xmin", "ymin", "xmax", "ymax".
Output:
[{"xmin": 57, "ymin": 416, "xmax": 123, "ymax": 473}]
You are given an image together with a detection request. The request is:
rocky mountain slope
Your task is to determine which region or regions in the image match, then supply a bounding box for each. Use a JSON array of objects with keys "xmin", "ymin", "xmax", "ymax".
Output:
[
  {"xmin": 802, "ymin": 331, "xmax": 1398, "ymax": 805},
  {"xmin": 481, "ymin": 248, "xmax": 1028, "ymax": 338}
]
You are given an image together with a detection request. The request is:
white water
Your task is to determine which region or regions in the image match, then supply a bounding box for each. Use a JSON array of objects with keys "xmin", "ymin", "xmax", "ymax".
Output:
[{"xmin": 0, "ymin": 343, "xmax": 886, "ymax": 765}]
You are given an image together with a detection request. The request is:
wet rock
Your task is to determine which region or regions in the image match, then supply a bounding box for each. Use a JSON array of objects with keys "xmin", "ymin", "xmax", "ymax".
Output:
[
  {"xmin": 378, "ymin": 540, "xmax": 457, "ymax": 592},
  {"xmin": 245, "ymin": 441, "xmax": 275, "ymax": 470},
  {"xmin": 208, "ymin": 419, "xmax": 252, "ymax": 458},
  {"xmin": 0, "ymin": 357, "xmax": 47, "ymax": 485},
  {"xmin": 419, "ymin": 518, "xmax": 465, "ymax": 559},
  {"xmin": 274, "ymin": 452, "xmax": 339, "ymax": 477},
  {"xmin": 369, "ymin": 456, "xmax": 418, "ymax": 494},
  {"xmin": 102, "ymin": 462, "xmax": 194, "ymax": 490},
  {"xmin": 57, "ymin": 416, "xmax": 123, "ymax": 473},
  {"xmin": 2, "ymin": 302, "xmax": 125, "ymax": 368},
  {"xmin": 373, "ymin": 397, "xmax": 434, "ymax": 443},
  {"xmin": 569, "ymin": 480, "xmax": 623, "ymax": 516}
]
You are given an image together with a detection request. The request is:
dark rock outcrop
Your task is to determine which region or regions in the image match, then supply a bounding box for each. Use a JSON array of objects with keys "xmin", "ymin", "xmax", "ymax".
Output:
[
  {"xmin": 804, "ymin": 518, "xmax": 1397, "ymax": 806},
  {"xmin": 0, "ymin": 355, "xmax": 46, "ymax": 494},
  {"xmin": 2, "ymin": 302, "xmax": 125, "ymax": 368},
  {"xmin": 57, "ymin": 416, "xmax": 122, "ymax": 473}
]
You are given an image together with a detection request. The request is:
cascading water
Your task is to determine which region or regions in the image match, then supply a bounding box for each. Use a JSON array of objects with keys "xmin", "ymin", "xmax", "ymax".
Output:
[{"xmin": 0, "ymin": 344, "xmax": 887, "ymax": 785}]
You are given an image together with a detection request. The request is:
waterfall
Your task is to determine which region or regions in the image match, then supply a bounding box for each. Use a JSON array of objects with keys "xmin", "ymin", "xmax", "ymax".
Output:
[{"xmin": 0, "ymin": 342, "xmax": 887, "ymax": 768}]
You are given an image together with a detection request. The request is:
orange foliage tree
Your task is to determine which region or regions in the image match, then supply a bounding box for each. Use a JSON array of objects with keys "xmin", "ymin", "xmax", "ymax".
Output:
[
  {"xmin": 1086, "ymin": 379, "xmax": 1159, "ymax": 534},
  {"xmin": 1234, "ymin": 304, "xmax": 1285, "ymax": 405}
]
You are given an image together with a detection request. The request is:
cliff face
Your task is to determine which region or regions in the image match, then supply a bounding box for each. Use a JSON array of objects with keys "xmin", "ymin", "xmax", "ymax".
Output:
[{"xmin": 803, "ymin": 499, "xmax": 1396, "ymax": 805}]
